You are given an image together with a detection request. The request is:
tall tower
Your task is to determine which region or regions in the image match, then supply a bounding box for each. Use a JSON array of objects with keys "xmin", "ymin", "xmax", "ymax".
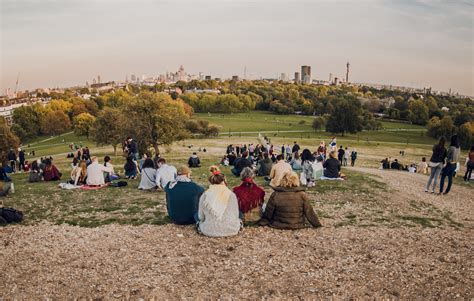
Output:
[
  {"xmin": 346, "ymin": 62, "xmax": 350, "ymax": 83},
  {"xmin": 301, "ymin": 65, "xmax": 311, "ymax": 84}
]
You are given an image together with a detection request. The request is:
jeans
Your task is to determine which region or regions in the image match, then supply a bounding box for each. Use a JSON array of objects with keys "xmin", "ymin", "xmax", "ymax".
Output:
[
  {"xmin": 464, "ymin": 163, "xmax": 474, "ymax": 181},
  {"xmin": 426, "ymin": 164, "xmax": 442, "ymax": 192},
  {"xmin": 439, "ymin": 163, "xmax": 456, "ymax": 194},
  {"xmin": 10, "ymin": 160, "xmax": 16, "ymax": 173}
]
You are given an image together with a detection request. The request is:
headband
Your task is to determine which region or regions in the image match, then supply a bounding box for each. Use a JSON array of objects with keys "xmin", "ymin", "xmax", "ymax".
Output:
[{"xmin": 212, "ymin": 171, "xmax": 221, "ymax": 175}]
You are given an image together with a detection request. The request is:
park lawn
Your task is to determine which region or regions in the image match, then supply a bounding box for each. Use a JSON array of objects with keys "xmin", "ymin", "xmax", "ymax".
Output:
[
  {"xmin": 194, "ymin": 111, "xmax": 435, "ymax": 145},
  {"xmin": 21, "ymin": 132, "xmax": 96, "ymax": 158}
]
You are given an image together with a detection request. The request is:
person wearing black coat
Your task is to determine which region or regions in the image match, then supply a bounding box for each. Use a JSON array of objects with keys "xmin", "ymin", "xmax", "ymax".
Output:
[{"xmin": 323, "ymin": 151, "xmax": 341, "ymax": 178}]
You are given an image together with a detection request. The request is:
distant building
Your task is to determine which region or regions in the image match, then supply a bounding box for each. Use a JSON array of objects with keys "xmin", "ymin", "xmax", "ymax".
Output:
[
  {"xmin": 301, "ymin": 65, "xmax": 311, "ymax": 84},
  {"xmin": 280, "ymin": 73, "xmax": 289, "ymax": 82},
  {"xmin": 294, "ymin": 72, "xmax": 300, "ymax": 83},
  {"xmin": 205, "ymin": 75, "xmax": 212, "ymax": 80},
  {"xmin": 231, "ymin": 75, "xmax": 239, "ymax": 81}
]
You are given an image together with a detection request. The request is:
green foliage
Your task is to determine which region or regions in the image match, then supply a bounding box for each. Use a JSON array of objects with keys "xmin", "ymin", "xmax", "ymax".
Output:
[
  {"xmin": 325, "ymin": 98, "xmax": 363, "ymax": 135},
  {"xmin": 185, "ymin": 119, "xmax": 221, "ymax": 137},
  {"xmin": 312, "ymin": 116, "xmax": 325, "ymax": 131},
  {"xmin": 427, "ymin": 116, "xmax": 455, "ymax": 140},
  {"xmin": 408, "ymin": 99, "xmax": 429, "ymax": 125},
  {"xmin": 73, "ymin": 112, "xmax": 96, "ymax": 138},
  {"xmin": 11, "ymin": 105, "xmax": 41, "ymax": 141},
  {"xmin": 457, "ymin": 122, "xmax": 473, "ymax": 149},
  {"xmin": 40, "ymin": 110, "xmax": 71, "ymax": 136},
  {"xmin": 0, "ymin": 117, "xmax": 20, "ymax": 161},
  {"xmin": 91, "ymin": 107, "xmax": 125, "ymax": 155}
]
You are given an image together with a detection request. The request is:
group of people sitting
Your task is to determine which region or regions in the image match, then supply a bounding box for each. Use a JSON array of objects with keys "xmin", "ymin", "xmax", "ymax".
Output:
[
  {"xmin": 220, "ymin": 141, "xmax": 348, "ymax": 187},
  {"xmin": 380, "ymin": 156, "xmax": 429, "ymax": 174},
  {"xmin": 163, "ymin": 164, "xmax": 321, "ymax": 237}
]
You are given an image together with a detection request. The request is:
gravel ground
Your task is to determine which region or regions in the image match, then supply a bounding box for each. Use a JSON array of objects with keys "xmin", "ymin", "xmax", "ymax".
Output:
[{"xmin": 1, "ymin": 168, "xmax": 473, "ymax": 299}]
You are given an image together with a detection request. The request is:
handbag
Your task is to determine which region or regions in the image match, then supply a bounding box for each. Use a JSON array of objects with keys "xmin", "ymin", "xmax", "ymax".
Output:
[{"xmin": 299, "ymin": 172, "xmax": 307, "ymax": 186}]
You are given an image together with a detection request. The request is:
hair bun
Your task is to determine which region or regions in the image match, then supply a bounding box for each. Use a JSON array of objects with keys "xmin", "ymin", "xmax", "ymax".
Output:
[{"xmin": 209, "ymin": 165, "xmax": 220, "ymax": 173}]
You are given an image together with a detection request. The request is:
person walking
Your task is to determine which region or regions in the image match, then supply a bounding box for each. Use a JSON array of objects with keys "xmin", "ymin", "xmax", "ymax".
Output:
[
  {"xmin": 439, "ymin": 135, "xmax": 460, "ymax": 195},
  {"xmin": 350, "ymin": 149, "xmax": 357, "ymax": 167},
  {"xmin": 463, "ymin": 146, "xmax": 474, "ymax": 182}
]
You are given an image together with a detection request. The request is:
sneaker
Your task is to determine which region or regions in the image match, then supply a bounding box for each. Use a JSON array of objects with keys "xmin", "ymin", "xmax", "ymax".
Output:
[{"xmin": 424, "ymin": 189, "xmax": 428, "ymax": 193}]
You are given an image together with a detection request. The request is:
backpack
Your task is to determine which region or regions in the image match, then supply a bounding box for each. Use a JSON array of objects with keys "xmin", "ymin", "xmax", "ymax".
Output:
[{"xmin": 0, "ymin": 207, "xmax": 24, "ymax": 223}]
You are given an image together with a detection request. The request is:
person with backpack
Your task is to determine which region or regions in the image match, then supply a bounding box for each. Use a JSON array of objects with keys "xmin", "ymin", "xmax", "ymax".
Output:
[
  {"xmin": 350, "ymin": 150, "xmax": 357, "ymax": 167},
  {"xmin": 188, "ymin": 152, "xmax": 201, "ymax": 168}
]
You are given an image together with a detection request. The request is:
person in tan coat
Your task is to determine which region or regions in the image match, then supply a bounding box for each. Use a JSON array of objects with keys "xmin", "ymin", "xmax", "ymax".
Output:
[
  {"xmin": 259, "ymin": 171, "xmax": 321, "ymax": 230},
  {"xmin": 268, "ymin": 154, "xmax": 292, "ymax": 187}
]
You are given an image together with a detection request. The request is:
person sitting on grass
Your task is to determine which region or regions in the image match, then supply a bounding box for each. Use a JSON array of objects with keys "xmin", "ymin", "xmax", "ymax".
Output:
[
  {"xmin": 155, "ymin": 158, "xmax": 177, "ymax": 190},
  {"xmin": 138, "ymin": 158, "xmax": 157, "ymax": 190},
  {"xmin": 86, "ymin": 156, "xmax": 114, "ymax": 186},
  {"xmin": 196, "ymin": 166, "xmax": 241, "ymax": 237},
  {"xmin": 418, "ymin": 157, "xmax": 428, "ymax": 174},
  {"xmin": 256, "ymin": 152, "xmax": 273, "ymax": 176},
  {"xmin": 233, "ymin": 167, "xmax": 265, "ymax": 223},
  {"xmin": 28, "ymin": 160, "xmax": 42, "ymax": 183},
  {"xmin": 103, "ymin": 156, "xmax": 119, "ymax": 182},
  {"xmin": 165, "ymin": 165, "xmax": 205, "ymax": 225},
  {"xmin": 188, "ymin": 152, "xmax": 201, "ymax": 168},
  {"xmin": 0, "ymin": 181, "xmax": 12, "ymax": 197},
  {"xmin": 71, "ymin": 160, "xmax": 87, "ymax": 185},
  {"xmin": 301, "ymin": 149, "xmax": 316, "ymax": 187},
  {"xmin": 267, "ymin": 154, "xmax": 293, "ymax": 187},
  {"xmin": 323, "ymin": 151, "xmax": 341, "ymax": 179},
  {"xmin": 43, "ymin": 158, "xmax": 61, "ymax": 181},
  {"xmin": 259, "ymin": 171, "xmax": 321, "ymax": 230},
  {"xmin": 124, "ymin": 155, "xmax": 138, "ymax": 180},
  {"xmin": 390, "ymin": 159, "xmax": 401, "ymax": 170},
  {"xmin": 232, "ymin": 151, "xmax": 252, "ymax": 177},
  {"xmin": 289, "ymin": 151, "xmax": 303, "ymax": 171},
  {"xmin": 0, "ymin": 162, "xmax": 11, "ymax": 182}
]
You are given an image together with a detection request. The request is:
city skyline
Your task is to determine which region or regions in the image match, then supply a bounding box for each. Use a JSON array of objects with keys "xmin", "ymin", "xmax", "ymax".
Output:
[{"xmin": 1, "ymin": 0, "xmax": 473, "ymax": 95}]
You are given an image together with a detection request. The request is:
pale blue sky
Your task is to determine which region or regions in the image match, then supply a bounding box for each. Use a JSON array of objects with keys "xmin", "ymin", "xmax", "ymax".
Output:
[{"xmin": 1, "ymin": 0, "xmax": 473, "ymax": 95}]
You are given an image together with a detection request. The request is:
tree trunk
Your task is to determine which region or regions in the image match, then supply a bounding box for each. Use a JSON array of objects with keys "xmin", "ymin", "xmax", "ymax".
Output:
[
  {"xmin": 153, "ymin": 143, "xmax": 160, "ymax": 157},
  {"xmin": 113, "ymin": 144, "xmax": 117, "ymax": 156}
]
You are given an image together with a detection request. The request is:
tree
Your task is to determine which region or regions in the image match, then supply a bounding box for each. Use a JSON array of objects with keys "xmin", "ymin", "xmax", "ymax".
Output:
[
  {"xmin": 427, "ymin": 116, "xmax": 455, "ymax": 139},
  {"xmin": 91, "ymin": 108, "xmax": 124, "ymax": 155},
  {"xmin": 73, "ymin": 112, "xmax": 96, "ymax": 138},
  {"xmin": 312, "ymin": 116, "xmax": 325, "ymax": 131},
  {"xmin": 11, "ymin": 105, "xmax": 41, "ymax": 141},
  {"xmin": 408, "ymin": 99, "xmax": 429, "ymax": 125},
  {"xmin": 0, "ymin": 117, "xmax": 20, "ymax": 161},
  {"xmin": 40, "ymin": 110, "xmax": 71, "ymax": 136},
  {"xmin": 123, "ymin": 92, "xmax": 190, "ymax": 155},
  {"xmin": 325, "ymin": 98, "xmax": 363, "ymax": 135},
  {"xmin": 457, "ymin": 122, "xmax": 473, "ymax": 149}
]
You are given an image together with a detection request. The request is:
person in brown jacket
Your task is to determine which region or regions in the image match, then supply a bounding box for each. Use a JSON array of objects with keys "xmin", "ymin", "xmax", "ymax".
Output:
[{"xmin": 259, "ymin": 171, "xmax": 321, "ymax": 230}]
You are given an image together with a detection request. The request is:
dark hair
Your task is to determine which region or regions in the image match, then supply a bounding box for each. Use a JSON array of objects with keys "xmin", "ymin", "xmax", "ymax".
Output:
[
  {"xmin": 45, "ymin": 158, "xmax": 52, "ymax": 166},
  {"xmin": 142, "ymin": 158, "xmax": 155, "ymax": 169},
  {"xmin": 263, "ymin": 152, "xmax": 269, "ymax": 159},
  {"xmin": 276, "ymin": 154, "xmax": 284, "ymax": 161},
  {"xmin": 471, "ymin": 145, "xmax": 474, "ymax": 152},
  {"xmin": 437, "ymin": 136, "xmax": 446, "ymax": 148},
  {"xmin": 104, "ymin": 156, "xmax": 111, "ymax": 163},
  {"xmin": 242, "ymin": 151, "xmax": 248, "ymax": 158},
  {"xmin": 158, "ymin": 158, "xmax": 166, "ymax": 164},
  {"xmin": 301, "ymin": 149, "xmax": 314, "ymax": 162},
  {"xmin": 422, "ymin": 157, "xmax": 426, "ymax": 162},
  {"xmin": 450, "ymin": 135, "xmax": 460, "ymax": 148},
  {"xmin": 31, "ymin": 161, "xmax": 40, "ymax": 171}
]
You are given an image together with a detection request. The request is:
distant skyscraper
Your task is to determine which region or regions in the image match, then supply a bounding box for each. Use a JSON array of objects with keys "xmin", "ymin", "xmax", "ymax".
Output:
[
  {"xmin": 301, "ymin": 65, "xmax": 311, "ymax": 84},
  {"xmin": 131, "ymin": 74, "xmax": 136, "ymax": 82},
  {"xmin": 92, "ymin": 78, "xmax": 97, "ymax": 84},
  {"xmin": 97, "ymin": 75, "xmax": 101, "ymax": 84},
  {"xmin": 232, "ymin": 75, "xmax": 239, "ymax": 81},
  {"xmin": 205, "ymin": 75, "xmax": 212, "ymax": 80},
  {"xmin": 329, "ymin": 73, "xmax": 333, "ymax": 82},
  {"xmin": 294, "ymin": 72, "xmax": 300, "ymax": 83},
  {"xmin": 346, "ymin": 62, "xmax": 350, "ymax": 83},
  {"xmin": 280, "ymin": 73, "xmax": 289, "ymax": 82}
]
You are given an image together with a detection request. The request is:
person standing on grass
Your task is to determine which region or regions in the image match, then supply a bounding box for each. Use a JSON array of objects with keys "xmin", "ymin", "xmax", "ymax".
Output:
[
  {"xmin": 285, "ymin": 144, "xmax": 292, "ymax": 160},
  {"xmin": 18, "ymin": 149, "xmax": 25, "ymax": 172},
  {"xmin": 343, "ymin": 147, "xmax": 349, "ymax": 166},
  {"xmin": 350, "ymin": 149, "xmax": 357, "ymax": 167},
  {"xmin": 439, "ymin": 135, "xmax": 461, "ymax": 195},
  {"xmin": 292, "ymin": 141, "xmax": 300, "ymax": 155},
  {"xmin": 337, "ymin": 146, "xmax": 345, "ymax": 165},
  {"xmin": 196, "ymin": 166, "xmax": 241, "ymax": 237},
  {"xmin": 165, "ymin": 165, "xmax": 205, "ymax": 225},
  {"xmin": 425, "ymin": 137, "xmax": 447, "ymax": 193},
  {"xmin": 463, "ymin": 146, "xmax": 474, "ymax": 182},
  {"xmin": 7, "ymin": 149, "xmax": 16, "ymax": 173}
]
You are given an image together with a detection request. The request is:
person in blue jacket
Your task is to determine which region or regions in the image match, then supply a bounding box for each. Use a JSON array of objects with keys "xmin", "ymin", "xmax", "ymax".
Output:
[{"xmin": 164, "ymin": 165, "xmax": 205, "ymax": 225}]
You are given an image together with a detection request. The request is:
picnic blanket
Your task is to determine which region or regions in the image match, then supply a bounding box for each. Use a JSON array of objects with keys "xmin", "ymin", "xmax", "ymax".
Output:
[
  {"xmin": 319, "ymin": 176, "xmax": 344, "ymax": 181},
  {"xmin": 80, "ymin": 184, "xmax": 108, "ymax": 190}
]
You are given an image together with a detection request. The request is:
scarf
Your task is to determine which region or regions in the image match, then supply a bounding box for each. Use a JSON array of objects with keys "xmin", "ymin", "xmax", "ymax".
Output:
[
  {"xmin": 168, "ymin": 175, "xmax": 191, "ymax": 189},
  {"xmin": 204, "ymin": 184, "xmax": 232, "ymax": 220},
  {"xmin": 233, "ymin": 180, "xmax": 265, "ymax": 213}
]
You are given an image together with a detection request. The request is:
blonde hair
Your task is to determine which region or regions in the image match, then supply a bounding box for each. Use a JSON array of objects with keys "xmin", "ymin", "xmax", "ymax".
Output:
[
  {"xmin": 279, "ymin": 171, "xmax": 300, "ymax": 188},
  {"xmin": 329, "ymin": 150, "xmax": 337, "ymax": 159},
  {"xmin": 208, "ymin": 165, "xmax": 226, "ymax": 184}
]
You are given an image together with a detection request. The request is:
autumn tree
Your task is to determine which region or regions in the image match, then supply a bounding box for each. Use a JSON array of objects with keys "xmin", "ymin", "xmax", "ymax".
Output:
[
  {"xmin": 40, "ymin": 110, "xmax": 71, "ymax": 136},
  {"xmin": 312, "ymin": 116, "xmax": 325, "ymax": 131},
  {"xmin": 0, "ymin": 117, "xmax": 20, "ymax": 161},
  {"xmin": 123, "ymin": 92, "xmax": 190, "ymax": 155},
  {"xmin": 91, "ymin": 108, "xmax": 124, "ymax": 155},
  {"xmin": 73, "ymin": 112, "xmax": 96, "ymax": 138},
  {"xmin": 325, "ymin": 98, "xmax": 363, "ymax": 135}
]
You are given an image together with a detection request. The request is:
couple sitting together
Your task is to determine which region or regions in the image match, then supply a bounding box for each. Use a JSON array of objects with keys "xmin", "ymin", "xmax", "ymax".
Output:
[{"xmin": 165, "ymin": 164, "xmax": 321, "ymax": 237}]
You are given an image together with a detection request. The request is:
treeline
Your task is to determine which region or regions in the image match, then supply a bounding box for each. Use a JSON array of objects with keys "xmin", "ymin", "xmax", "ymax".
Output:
[{"xmin": 9, "ymin": 91, "xmax": 220, "ymax": 157}]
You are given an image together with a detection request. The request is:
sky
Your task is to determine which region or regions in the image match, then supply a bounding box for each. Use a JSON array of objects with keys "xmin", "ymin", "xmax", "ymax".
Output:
[{"xmin": 1, "ymin": 0, "xmax": 473, "ymax": 95}]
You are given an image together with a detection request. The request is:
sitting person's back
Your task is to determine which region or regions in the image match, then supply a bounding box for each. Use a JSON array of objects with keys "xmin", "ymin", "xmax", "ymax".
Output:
[
  {"xmin": 164, "ymin": 165, "xmax": 204, "ymax": 224},
  {"xmin": 233, "ymin": 167, "xmax": 265, "ymax": 223},
  {"xmin": 290, "ymin": 152, "xmax": 302, "ymax": 170},
  {"xmin": 232, "ymin": 152, "xmax": 252, "ymax": 176},
  {"xmin": 124, "ymin": 156, "xmax": 138, "ymax": 179},
  {"xmin": 197, "ymin": 166, "xmax": 241, "ymax": 237},
  {"xmin": 155, "ymin": 158, "xmax": 177, "ymax": 189},
  {"xmin": 28, "ymin": 161, "xmax": 42, "ymax": 183},
  {"xmin": 43, "ymin": 159, "xmax": 61, "ymax": 181},
  {"xmin": 71, "ymin": 161, "xmax": 87, "ymax": 185},
  {"xmin": 86, "ymin": 157, "xmax": 113, "ymax": 186},
  {"xmin": 138, "ymin": 159, "xmax": 157, "ymax": 190},
  {"xmin": 323, "ymin": 151, "xmax": 341, "ymax": 178},
  {"xmin": 259, "ymin": 171, "xmax": 321, "ymax": 230},
  {"xmin": 269, "ymin": 154, "xmax": 292, "ymax": 187},
  {"xmin": 391, "ymin": 160, "xmax": 401, "ymax": 170},
  {"xmin": 188, "ymin": 153, "xmax": 201, "ymax": 168},
  {"xmin": 257, "ymin": 153, "xmax": 273, "ymax": 176}
]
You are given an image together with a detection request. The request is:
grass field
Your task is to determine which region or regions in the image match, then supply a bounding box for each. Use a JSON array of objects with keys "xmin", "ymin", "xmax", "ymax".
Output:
[{"xmin": 195, "ymin": 111, "xmax": 435, "ymax": 145}]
